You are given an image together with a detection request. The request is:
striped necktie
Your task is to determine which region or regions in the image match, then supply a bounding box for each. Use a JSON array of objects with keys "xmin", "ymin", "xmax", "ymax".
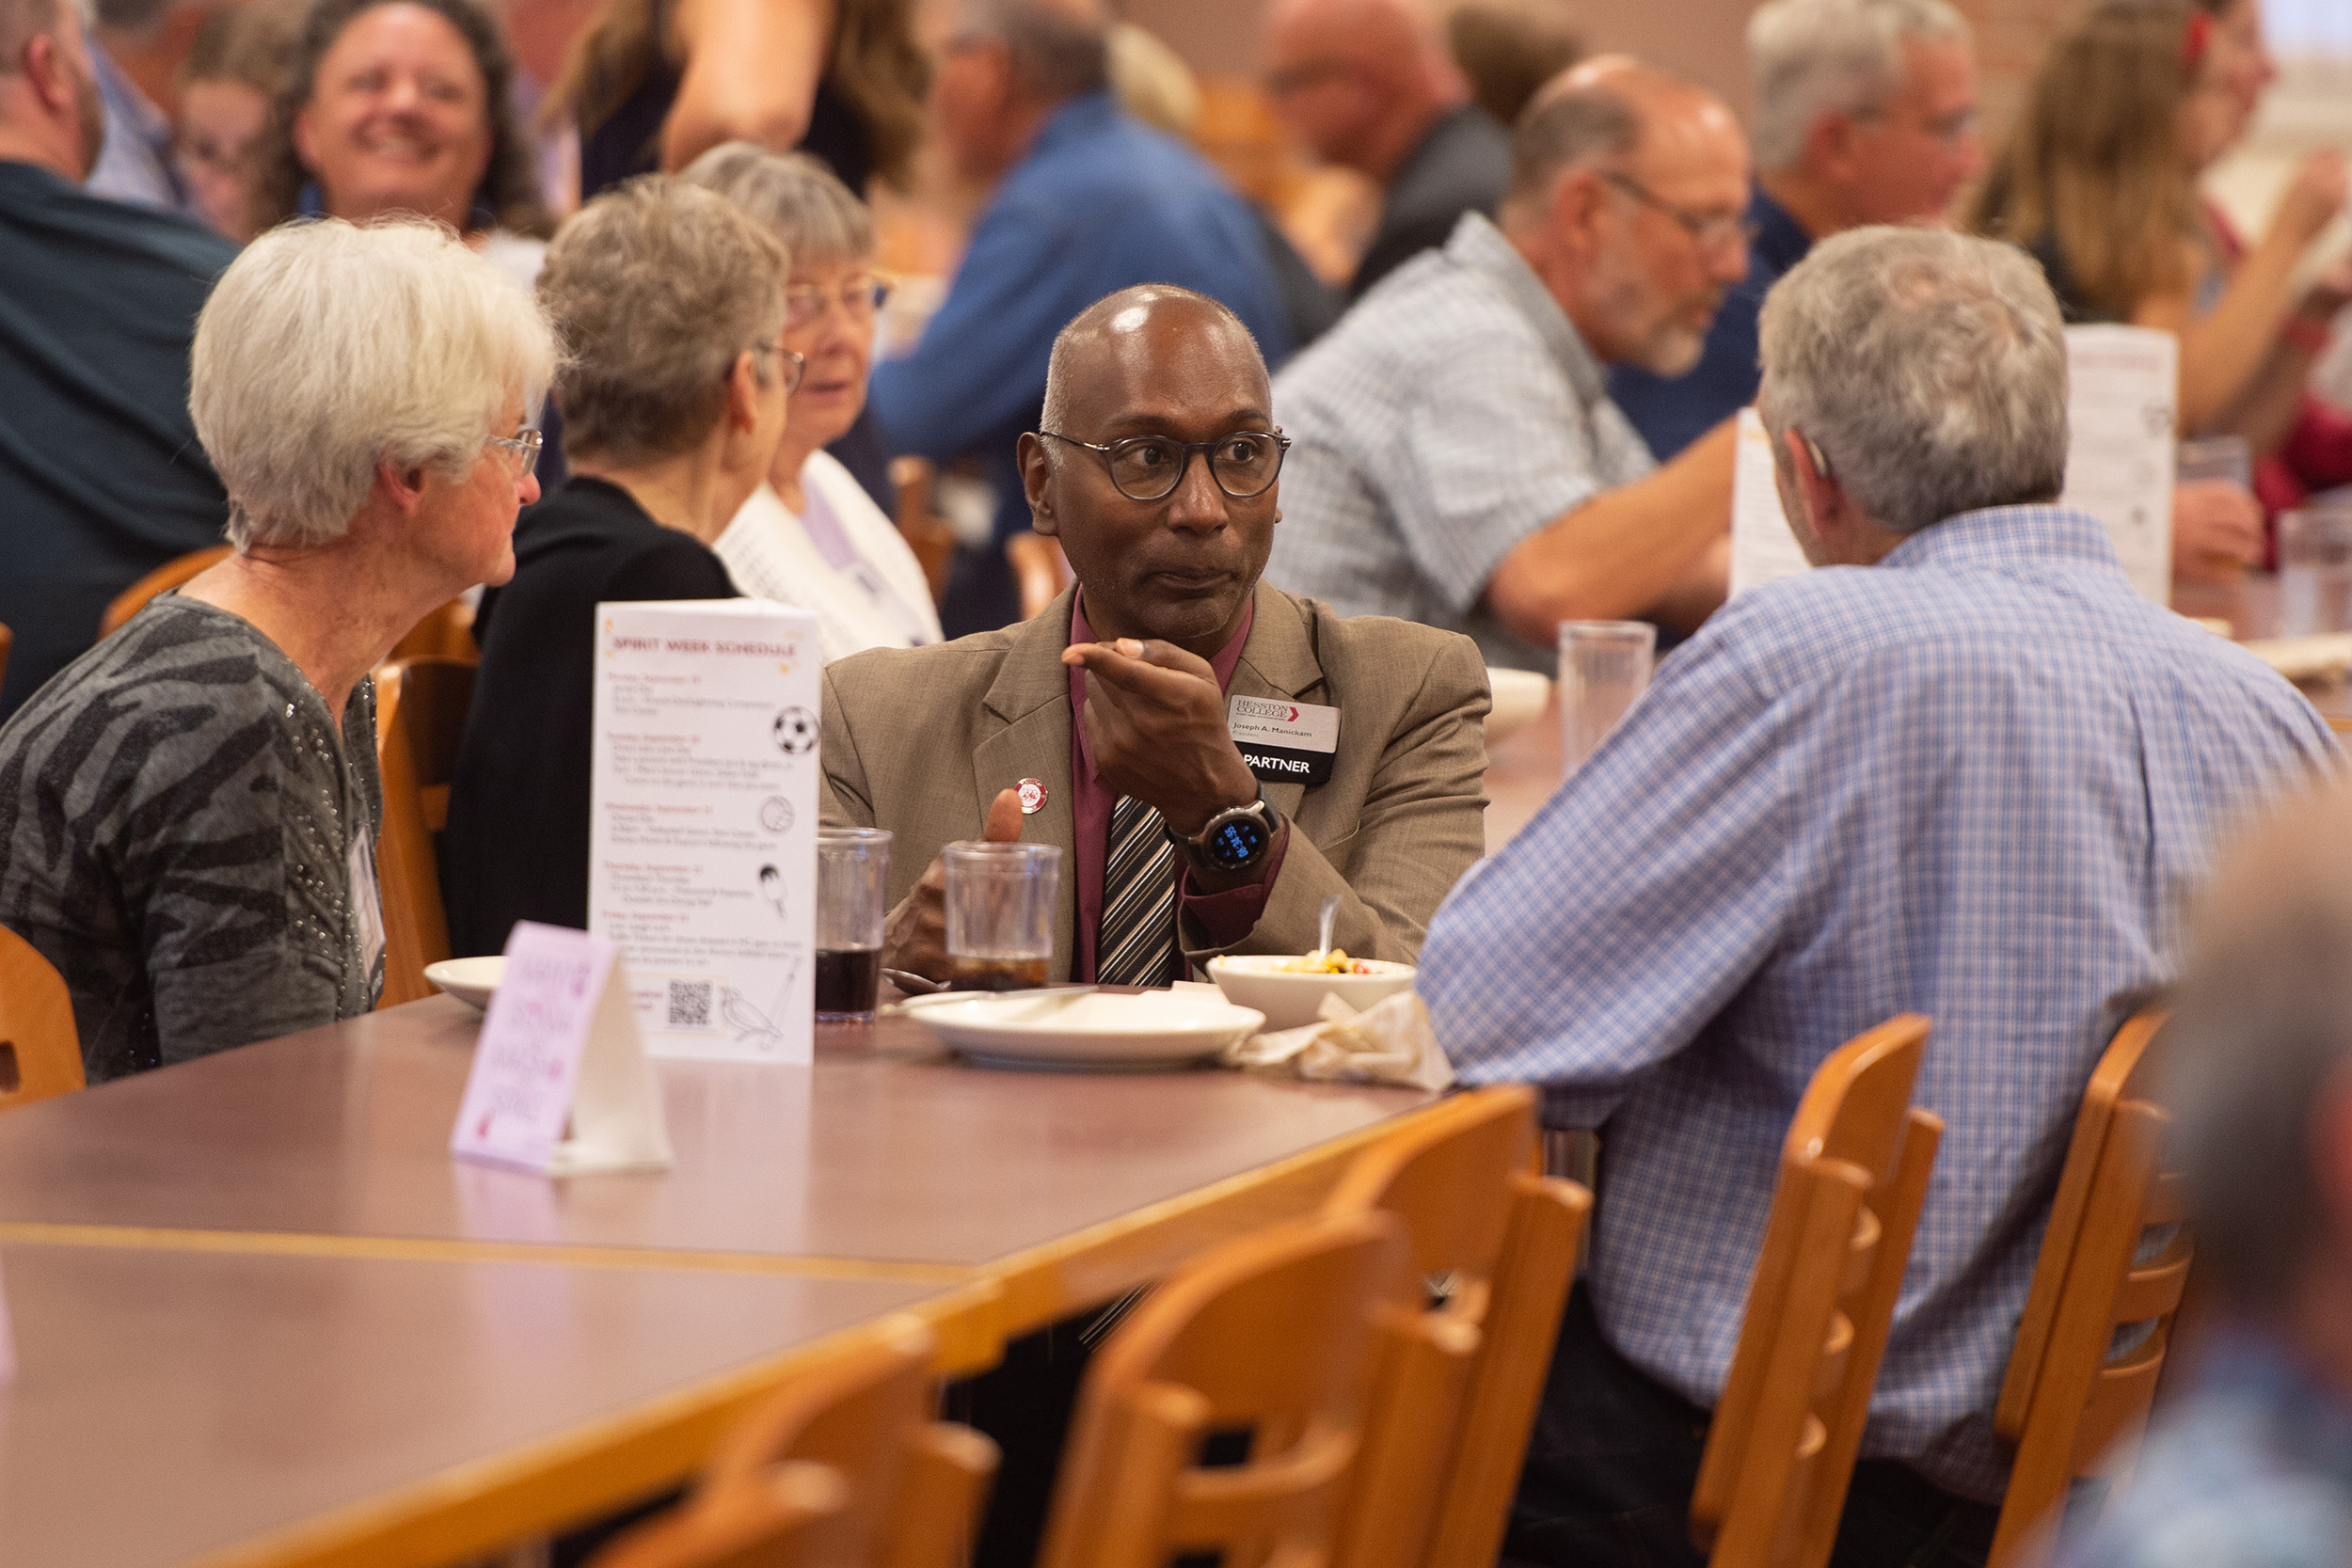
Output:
[{"xmin": 1098, "ymin": 794, "xmax": 1178, "ymax": 987}]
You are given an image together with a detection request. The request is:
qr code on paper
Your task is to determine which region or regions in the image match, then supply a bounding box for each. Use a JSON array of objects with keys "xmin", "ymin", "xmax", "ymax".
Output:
[{"xmin": 666, "ymin": 979, "xmax": 714, "ymax": 1029}]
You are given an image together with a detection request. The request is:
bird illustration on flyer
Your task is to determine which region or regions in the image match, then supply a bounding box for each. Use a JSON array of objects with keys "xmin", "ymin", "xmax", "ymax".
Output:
[{"xmin": 587, "ymin": 598, "xmax": 821, "ymax": 1063}]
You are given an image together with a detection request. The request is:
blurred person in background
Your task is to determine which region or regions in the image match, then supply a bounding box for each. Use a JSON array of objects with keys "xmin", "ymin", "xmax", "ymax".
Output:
[
  {"xmin": 1445, "ymin": 0, "xmax": 1583, "ymax": 130},
  {"xmin": 2063, "ymin": 776, "xmax": 2352, "ymax": 1568},
  {"xmin": 0, "ymin": 219, "xmax": 553, "ymax": 1084},
  {"xmin": 248, "ymin": 0, "xmax": 554, "ymax": 293},
  {"xmin": 550, "ymin": 0, "xmax": 929, "ymax": 526},
  {"xmin": 682, "ymin": 141, "xmax": 943, "ymax": 662},
  {"xmin": 442, "ymin": 177, "xmax": 792, "ymax": 958},
  {"xmin": 1967, "ymin": 1, "xmax": 2348, "ymax": 462},
  {"xmin": 1264, "ymin": 0, "xmax": 1510, "ymax": 301},
  {"xmin": 171, "ymin": 0, "xmax": 305, "ymax": 241},
  {"xmin": 1268, "ymin": 66, "xmax": 1745, "ymax": 673},
  {"xmin": 1610, "ymin": 0, "xmax": 1981, "ymax": 463},
  {"xmin": 866, "ymin": 0, "xmax": 1288, "ymax": 638},
  {"xmin": 84, "ymin": 0, "xmax": 195, "ymax": 213},
  {"xmin": 0, "ymin": 0, "xmax": 235, "ymax": 720}
]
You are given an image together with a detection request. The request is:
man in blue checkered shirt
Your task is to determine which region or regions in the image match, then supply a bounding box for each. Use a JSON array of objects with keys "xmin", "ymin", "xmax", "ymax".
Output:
[{"xmin": 1420, "ymin": 227, "xmax": 2340, "ymax": 1566}]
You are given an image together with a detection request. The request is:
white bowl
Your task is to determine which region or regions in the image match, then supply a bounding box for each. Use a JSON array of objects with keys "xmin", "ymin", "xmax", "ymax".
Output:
[
  {"xmin": 911, "ymin": 990, "xmax": 1266, "ymax": 1072},
  {"xmin": 1485, "ymin": 667, "xmax": 1553, "ymax": 746},
  {"xmin": 1206, "ymin": 955, "xmax": 1417, "ymax": 1031},
  {"xmin": 423, "ymin": 955, "xmax": 506, "ymax": 1009}
]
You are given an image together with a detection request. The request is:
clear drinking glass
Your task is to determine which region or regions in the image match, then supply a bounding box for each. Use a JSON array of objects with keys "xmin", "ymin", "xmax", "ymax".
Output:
[
  {"xmin": 1559, "ymin": 620, "xmax": 1657, "ymax": 779},
  {"xmin": 816, "ymin": 828, "xmax": 891, "ymax": 1022},
  {"xmin": 2279, "ymin": 507, "xmax": 2352, "ymax": 637},
  {"xmin": 944, "ymin": 842, "xmax": 1061, "ymax": 991}
]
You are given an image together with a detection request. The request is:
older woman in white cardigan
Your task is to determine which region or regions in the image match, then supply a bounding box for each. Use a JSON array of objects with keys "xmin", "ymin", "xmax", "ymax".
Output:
[{"xmin": 682, "ymin": 142, "xmax": 945, "ymax": 663}]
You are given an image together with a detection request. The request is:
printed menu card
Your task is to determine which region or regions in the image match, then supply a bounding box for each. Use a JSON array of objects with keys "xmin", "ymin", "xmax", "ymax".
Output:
[{"xmin": 589, "ymin": 599, "xmax": 821, "ymax": 1063}]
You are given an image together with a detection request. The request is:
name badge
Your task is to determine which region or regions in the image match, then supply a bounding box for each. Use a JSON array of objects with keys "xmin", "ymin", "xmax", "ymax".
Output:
[{"xmin": 1228, "ymin": 697, "xmax": 1340, "ymax": 787}]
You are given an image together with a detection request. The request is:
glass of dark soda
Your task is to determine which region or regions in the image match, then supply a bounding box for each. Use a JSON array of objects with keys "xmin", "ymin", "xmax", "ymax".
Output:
[{"xmin": 816, "ymin": 828, "xmax": 891, "ymax": 1022}]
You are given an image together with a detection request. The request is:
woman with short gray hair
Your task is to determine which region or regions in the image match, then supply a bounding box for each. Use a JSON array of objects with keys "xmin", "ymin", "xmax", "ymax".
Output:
[
  {"xmin": 443, "ymin": 176, "xmax": 796, "ymax": 958},
  {"xmin": 0, "ymin": 218, "xmax": 556, "ymax": 1084},
  {"xmin": 682, "ymin": 141, "xmax": 943, "ymax": 663}
]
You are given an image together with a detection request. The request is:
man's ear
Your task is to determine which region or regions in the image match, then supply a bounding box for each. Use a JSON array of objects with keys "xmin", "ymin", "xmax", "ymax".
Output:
[
  {"xmin": 1804, "ymin": 108, "xmax": 1862, "ymax": 185},
  {"xmin": 1780, "ymin": 425, "xmax": 1844, "ymax": 533},
  {"xmin": 1018, "ymin": 431, "xmax": 1059, "ymax": 539},
  {"xmin": 23, "ymin": 32, "xmax": 75, "ymax": 117},
  {"xmin": 1548, "ymin": 166, "xmax": 1608, "ymax": 260}
]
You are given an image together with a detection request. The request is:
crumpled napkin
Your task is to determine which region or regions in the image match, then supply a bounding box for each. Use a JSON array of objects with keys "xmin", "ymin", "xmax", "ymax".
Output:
[{"xmin": 1220, "ymin": 989, "xmax": 1456, "ymax": 1091}]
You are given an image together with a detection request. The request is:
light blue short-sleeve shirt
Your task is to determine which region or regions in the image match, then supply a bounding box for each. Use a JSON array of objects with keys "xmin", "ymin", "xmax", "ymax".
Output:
[{"xmin": 1267, "ymin": 213, "xmax": 1656, "ymax": 672}]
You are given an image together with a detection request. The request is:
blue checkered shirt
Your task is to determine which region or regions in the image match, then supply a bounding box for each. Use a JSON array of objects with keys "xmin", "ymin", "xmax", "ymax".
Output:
[{"xmin": 1420, "ymin": 505, "xmax": 2340, "ymax": 1501}]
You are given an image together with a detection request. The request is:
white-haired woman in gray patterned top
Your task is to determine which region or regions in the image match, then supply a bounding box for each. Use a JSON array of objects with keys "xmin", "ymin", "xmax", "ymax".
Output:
[{"xmin": 0, "ymin": 217, "xmax": 556, "ymax": 1084}]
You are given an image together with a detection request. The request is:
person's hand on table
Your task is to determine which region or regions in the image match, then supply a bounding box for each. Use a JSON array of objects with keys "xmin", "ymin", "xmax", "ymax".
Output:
[
  {"xmin": 882, "ymin": 786, "xmax": 1023, "ymax": 981},
  {"xmin": 2172, "ymin": 479, "xmax": 2265, "ymax": 584},
  {"xmin": 1063, "ymin": 637, "xmax": 1279, "ymax": 893}
]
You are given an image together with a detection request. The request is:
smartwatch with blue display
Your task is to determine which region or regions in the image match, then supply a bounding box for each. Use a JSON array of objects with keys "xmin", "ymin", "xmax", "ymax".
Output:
[{"xmin": 1168, "ymin": 790, "xmax": 1280, "ymax": 875}]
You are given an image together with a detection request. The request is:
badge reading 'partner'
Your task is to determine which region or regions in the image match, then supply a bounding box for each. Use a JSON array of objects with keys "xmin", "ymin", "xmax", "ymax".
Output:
[{"xmin": 1227, "ymin": 697, "xmax": 1340, "ymax": 787}]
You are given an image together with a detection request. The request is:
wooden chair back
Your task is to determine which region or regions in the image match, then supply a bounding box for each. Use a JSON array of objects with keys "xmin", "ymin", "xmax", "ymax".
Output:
[
  {"xmin": 1692, "ymin": 1015, "xmax": 1944, "ymax": 1568},
  {"xmin": 595, "ymin": 1315, "xmax": 995, "ymax": 1568},
  {"xmin": 1987, "ymin": 1010, "xmax": 2189, "ymax": 1567},
  {"xmin": 0, "ymin": 927, "xmax": 84, "ymax": 1109},
  {"xmin": 388, "ymin": 597, "xmax": 478, "ymax": 664},
  {"xmin": 1038, "ymin": 1209, "xmax": 1410, "ymax": 1568},
  {"xmin": 1323, "ymin": 1086, "xmax": 1593, "ymax": 1568},
  {"xmin": 589, "ymin": 1461, "xmax": 849, "ymax": 1568},
  {"xmin": 889, "ymin": 455, "xmax": 957, "ymax": 607},
  {"xmin": 100, "ymin": 545, "xmax": 232, "ymax": 636},
  {"xmin": 0, "ymin": 621, "xmax": 10, "ymax": 697},
  {"xmin": 373, "ymin": 657, "xmax": 475, "ymax": 1007},
  {"xmin": 1007, "ymin": 531, "xmax": 1074, "ymax": 622}
]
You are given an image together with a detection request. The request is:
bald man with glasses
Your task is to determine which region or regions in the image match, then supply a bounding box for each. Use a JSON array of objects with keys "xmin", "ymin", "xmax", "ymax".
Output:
[{"xmin": 819, "ymin": 283, "xmax": 1489, "ymax": 987}]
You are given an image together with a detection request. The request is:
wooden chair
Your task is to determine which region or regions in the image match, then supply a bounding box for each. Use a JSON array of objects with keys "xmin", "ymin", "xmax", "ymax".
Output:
[
  {"xmin": 595, "ymin": 1315, "xmax": 996, "ymax": 1568},
  {"xmin": 589, "ymin": 1461, "xmax": 850, "ymax": 1568},
  {"xmin": 1322, "ymin": 1085, "xmax": 1592, "ymax": 1568},
  {"xmin": 1691, "ymin": 1015, "xmax": 1944, "ymax": 1568},
  {"xmin": 373, "ymin": 657, "xmax": 475, "ymax": 1007},
  {"xmin": 1987, "ymin": 1010, "xmax": 2190, "ymax": 1568},
  {"xmin": 1037, "ymin": 1209, "xmax": 1410, "ymax": 1568},
  {"xmin": 0, "ymin": 621, "xmax": 10, "ymax": 696},
  {"xmin": 100, "ymin": 545, "xmax": 232, "ymax": 636},
  {"xmin": 0, "ymin": 926, "xmax": 85, "ymax": 1108},
  {"xmin": 1007, "ymin": 531, "xmax": 1074, "ymax": 621},
  {"xmin": 889, "ymin": 455, "xmax": 958, "ymax": 607},
  {"xmin": 388, "ymin": 597, "xmax": 477, "ymax": 664}
]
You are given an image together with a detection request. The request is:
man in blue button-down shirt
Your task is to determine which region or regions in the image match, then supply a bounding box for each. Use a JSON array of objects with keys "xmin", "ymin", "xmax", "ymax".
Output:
[
  {"xmin": 868, "ymin": 0, "xmax": 1290, "ymax": 639},
  {"xmin": 1422, "ymin": 227, "xmax": 2339, "ymax": 1566}
]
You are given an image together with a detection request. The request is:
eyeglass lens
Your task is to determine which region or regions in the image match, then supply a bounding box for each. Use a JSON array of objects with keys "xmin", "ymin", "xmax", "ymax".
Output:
[
  {"xmin": 785, "ymin": 277, "xmax": 892, "ymax": 327},
  {"xmin": 1109, "ymin": 435, "xmax": 1283, "ymax": 501}
]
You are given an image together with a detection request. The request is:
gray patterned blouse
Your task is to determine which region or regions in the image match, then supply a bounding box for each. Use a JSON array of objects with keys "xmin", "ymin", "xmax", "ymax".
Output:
[{"xmin": 0, "ymin": 594, "xmax": 384, "ymax": 1084}]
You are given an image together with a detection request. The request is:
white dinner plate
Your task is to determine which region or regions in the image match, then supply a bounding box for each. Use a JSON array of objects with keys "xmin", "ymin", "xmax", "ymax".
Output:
[
  {"xmin": 910, "ymin": 990, "xmax": 1266, "ymax": 1073},
  {"xmin": 422, "ymin": 955, "xmax": 506, "ymax": 1010}
]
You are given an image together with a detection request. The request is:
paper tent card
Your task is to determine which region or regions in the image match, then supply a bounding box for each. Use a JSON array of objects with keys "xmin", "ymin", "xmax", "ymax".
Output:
[
  {"xmin": 1728, "ymin": 325, "xmax": 2180, "ymax": 606},
  {"xmin": 450, "ymin": 922, "xmax": 673, "ymax": 1176},
  {"xmin": 588, "ymin": 598, "xmax": 822, "ymax": 1063}
]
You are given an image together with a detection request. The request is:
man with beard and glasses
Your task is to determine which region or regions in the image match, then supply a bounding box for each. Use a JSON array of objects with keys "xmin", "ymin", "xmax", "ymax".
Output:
[
  {"xmin": 1265, "ymin": 60, "xmax": 1747, "ymax": 671},
  {"xmin": 0, "ymin": 0, "xmax": 237, "ymax": 719}
]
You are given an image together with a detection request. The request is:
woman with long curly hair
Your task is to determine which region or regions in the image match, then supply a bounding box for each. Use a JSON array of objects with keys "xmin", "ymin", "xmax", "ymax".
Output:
[{"xmin": 246, "ymin": 0, "xmax": 554, "ymax": 292}]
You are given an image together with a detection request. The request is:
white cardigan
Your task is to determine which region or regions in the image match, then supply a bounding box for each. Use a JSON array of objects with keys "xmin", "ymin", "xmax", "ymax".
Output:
[{"xmin": 714, "ymin": 452, "xmax": 944, "ymax": 664}]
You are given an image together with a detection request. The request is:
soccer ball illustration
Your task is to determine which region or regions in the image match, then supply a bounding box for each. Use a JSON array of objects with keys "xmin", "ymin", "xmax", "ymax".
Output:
[{"xmin": 773, "ymin": 706, "xmax": 819, "ymax": 754}]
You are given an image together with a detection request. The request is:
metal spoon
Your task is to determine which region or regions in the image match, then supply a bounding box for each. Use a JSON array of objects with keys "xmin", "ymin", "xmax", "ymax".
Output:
[
  {"xmin": 882, "ymin": 967, "xmax": 945, "ymax": 995},
  {"xmin": 1316, "ymin": 894, "xmax": 1341, "ymax": 961}
]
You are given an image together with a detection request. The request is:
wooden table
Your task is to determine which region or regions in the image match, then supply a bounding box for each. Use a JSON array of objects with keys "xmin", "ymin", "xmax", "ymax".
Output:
[
  {"xmin": 0, "ymin": 999, "xmax": 1434, "ymax": 1347},
  {"xmin": 0, "ymin": 1001, "xmax": 1439, "ymax": 1565},
  {"xmin": 2173, "ymin": 572, "xmax": 2352, "ymax": 721},
  {"xmin": 0, "ymin": 1237, "xmax": 956, "ymax": 1568}
]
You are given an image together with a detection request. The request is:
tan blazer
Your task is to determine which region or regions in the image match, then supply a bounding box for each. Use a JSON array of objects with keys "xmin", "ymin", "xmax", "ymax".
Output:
[{"xmin": 819, "ymin": 581, "xmax": 1491, "ymax": 982}]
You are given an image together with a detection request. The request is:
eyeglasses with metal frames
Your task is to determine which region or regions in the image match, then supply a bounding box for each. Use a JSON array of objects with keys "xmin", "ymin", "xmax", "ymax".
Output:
[
  {"xmin": 484, "ymin": 427, "xmax": 543, "ymax": 476},
  {"xmin": 1598, "ymin": 169, "xmax": 1757, "ymax": 253},
  {"xmin": 748, "ymin": 341, "xmax": 809, "ymax": 395},
  {"xmin": 784, "ymin": 274, "xmax": 895, "ymax": 329},
  {"xmin": 1036, "ymin": 429, "xmax": 1292, "ymax": 502}
]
